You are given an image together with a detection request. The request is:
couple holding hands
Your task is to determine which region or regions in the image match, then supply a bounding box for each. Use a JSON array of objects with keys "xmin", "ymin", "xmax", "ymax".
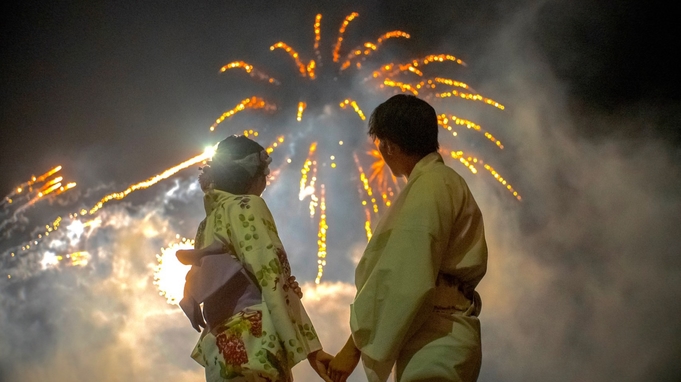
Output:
[{"xmin": 176, "ymin": 95, "xmax": 487, "ymax": 382}]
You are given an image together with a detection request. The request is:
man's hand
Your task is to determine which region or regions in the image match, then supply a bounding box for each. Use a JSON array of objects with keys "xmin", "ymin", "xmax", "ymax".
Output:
[
  {"xmin": 328, "ymin": 345, "xmax": 361, "ymax": 382},
  {"xmin": 307, "ymin": 349, "xmax": 333, "ymax": 382}
]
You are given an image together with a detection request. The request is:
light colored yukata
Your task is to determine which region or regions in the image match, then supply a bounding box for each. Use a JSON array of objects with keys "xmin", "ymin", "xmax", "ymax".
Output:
[
  {"xmin": 185, "ymin": 190, "xmax": 322, "ymax": 382},
  {"xmin": 350, "ymin": 152, "xmax": 488, "ymax": 382}
]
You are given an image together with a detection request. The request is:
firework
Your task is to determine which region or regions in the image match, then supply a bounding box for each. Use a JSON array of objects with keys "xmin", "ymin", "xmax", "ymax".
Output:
[
  {"xmin": 197, "ymin": 11, "xmax": 521, "ymax": 286},
  {"xmin": 154, "ymin": 236, "xmax": 194, "ymax": 305}
]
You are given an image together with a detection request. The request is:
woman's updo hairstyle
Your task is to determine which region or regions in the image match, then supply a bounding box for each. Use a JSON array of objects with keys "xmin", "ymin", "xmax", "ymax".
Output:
[{"xmin": 202, "ymin": 135, "xmax": 267, "ymax": 195}]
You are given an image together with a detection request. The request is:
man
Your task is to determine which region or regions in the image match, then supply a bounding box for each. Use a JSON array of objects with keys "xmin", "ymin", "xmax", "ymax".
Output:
[{"xmin": 328, "ymin": 95, "xmax": 488, "ymax": 381}]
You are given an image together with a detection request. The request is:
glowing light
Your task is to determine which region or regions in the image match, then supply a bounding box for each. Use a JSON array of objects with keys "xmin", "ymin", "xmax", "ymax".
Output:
[
  {"xmin": 340, "ymin": 31, "xmax": 411, "ymax": 71},
  {"xmin": 315, "ymin": 185, "xmax": 327, "ymax": 284},
  {"xmin": 210, "ymin": 96, "xmax": 276, "ymax": 131},
  {"xmin": 333, "ymin": 12, "xmax": 360, "ymax": 63},
  {"xmin": 368, "ymin": 148, "xmax": 397, "ymax": 197},
  {"xmin": 382, "ymin": 78, "xmax": 419, "ymax": 95},
  {"xmin": 354, "ymin": 154, "xmax": 379, "ymax": 238},
  {"xmin": 270, "ymin": 42, "xmax": 316, "ymax": 79},
  {"xmin": 299, "ymin": 143, "xmax": 318, "ymax": 204},
  {"xmin": 313, "ymin": 14, "xmax": 322, "ymax": 61},
  {"xmin": 297, "ymin": 101, "xmax": 307, "ymax": 122},
  {"xmin": 448, "ymin": 151, "xmax": 521, "ymax": 200},
  {"xmin": 66, "ymin": 251, "xmax": 91, "ymax": 267},
  {"xmin": 153, "ymin": 237, "xmax": 194, "ymax": 305},
  {"xmin": 433, "ymin": 77, "xmax": 472, "ymax": 90},
  {"xmin": 483, "ymin": 163, "xmax": 522, "ymax": 201},
  {"xmin": 436, "ymin": 91, "xmax": 505, "ymax": 110},
  {"xmin": 437, "ymin": 114, "xmax": 504, "ymax": 148},
  {"xmin": 339, "ymin": 99, "xmax": 366, "ymax": 120},
  {"xmin": 219, "ymin": 61, "xmax": 280, "ymax": 84},
  {"xmin": 265, "ymin": 136, "xmax": 285, "ymax": 155}
]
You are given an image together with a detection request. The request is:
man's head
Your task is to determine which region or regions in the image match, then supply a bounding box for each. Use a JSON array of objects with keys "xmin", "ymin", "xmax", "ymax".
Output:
[{"xmin": 368, "ymin": 94, "xmax": 439, "ymax": 157}]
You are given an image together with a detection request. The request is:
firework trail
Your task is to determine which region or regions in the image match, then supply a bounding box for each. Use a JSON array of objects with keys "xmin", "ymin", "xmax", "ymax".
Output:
[{"xmin": 0, "ymin": 166, "xmax": 77, "ymax": 238}]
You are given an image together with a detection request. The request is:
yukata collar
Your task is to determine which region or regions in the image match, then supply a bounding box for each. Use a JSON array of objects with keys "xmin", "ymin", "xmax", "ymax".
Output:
[
  {"xmin": 202, "ymin": 189, "xmax": 235, "ymax": 215},
  {"xmin": 407, "ymin": 152, "xmax": 444, "ymax": 184}
]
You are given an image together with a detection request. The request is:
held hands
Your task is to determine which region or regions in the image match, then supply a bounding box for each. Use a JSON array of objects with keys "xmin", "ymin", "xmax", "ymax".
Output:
[
  {"xmin": 328, "ymin": 344, "xmax": 361, "ymax": 382},
  {"xmin": 307, "ymin": 349, "xmax": 334, "ymax": 382}
]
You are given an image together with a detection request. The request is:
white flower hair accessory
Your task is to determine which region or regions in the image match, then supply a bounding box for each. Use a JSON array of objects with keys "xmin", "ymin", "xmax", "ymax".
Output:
[{"xmin": 232, "ymin": 149, "xmax": 272, "ymax": 177}]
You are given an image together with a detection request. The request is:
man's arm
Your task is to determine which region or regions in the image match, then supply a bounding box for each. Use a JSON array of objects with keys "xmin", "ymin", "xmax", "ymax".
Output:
[{"xmin": 328, "ymin": 335, "xmax": 361, "ymax": 382}]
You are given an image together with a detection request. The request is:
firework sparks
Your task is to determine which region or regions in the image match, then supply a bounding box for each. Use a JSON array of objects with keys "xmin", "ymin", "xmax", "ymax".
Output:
[
  {"xmin": 219, "ymin": 61, "xmax": 280, "ymax": 85},
  {"xmin": 438, "ymin": 114, "xmax": 504, "ymax": 149},
  {"xmin": 313, "ymin": 14, "xmax": 322, "ymax": 61},
  {"xmin": 339, "ymin": 99, "xmax": 366, "ymax": 121},
  {"xmin": 332, "ymin": 12, "xmax": 359, "ymax": 62},
  {"xmin": 297, "ymin": 101, "xmax": 307, "ymax": 122},
  {"xmin": 340, "ymin": 31, "xmax": 411, "ymax": 71},
  {"xmin": 1, "ymin": 166, "xmax": 77, "ymax": 237},
  {"xmin": 315, "ymin": 185, "xmax": 327, "ymax": 284},
  {"xmin": 210, "ymin": 96, "xmax": 276, "ymax": 131},
  {"xmin": 154, "ymin": 236, "xmax": 194, "ymax": 305},
  {"xmin": 367, "ymin": 147, "xmax": 398, "ymax": 197},
  {"xmin": 270, "ymin": 42, "xmax": 316, "ymax": 79},
  {"xmin": 448, "ymin": 150, "xmax": 521, "ymax": 200}
]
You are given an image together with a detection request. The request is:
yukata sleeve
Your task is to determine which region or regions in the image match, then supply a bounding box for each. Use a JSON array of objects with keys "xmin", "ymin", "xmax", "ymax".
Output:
[
  {"xmin": 350, "ymin": 174, "xmax": 451, "ymax": 364},
  {"xmin": 212, "ymin": 195, "xmax": 322, "ymax": 368}
]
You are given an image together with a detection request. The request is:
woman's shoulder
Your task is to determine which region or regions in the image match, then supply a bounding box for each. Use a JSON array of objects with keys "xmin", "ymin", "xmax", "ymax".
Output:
[{"xmin": 216, "ymin": 192, "xmax": 271, "ymax": 215}]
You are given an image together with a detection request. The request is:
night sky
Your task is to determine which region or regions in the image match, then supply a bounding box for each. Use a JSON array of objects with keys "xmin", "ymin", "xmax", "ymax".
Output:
[
  {"xmin": 1, "ymin": 0, "xmax": 677, "ymax": 195},
  {"xmin": 1, "ymin": 1, "xmax": 680, "ymax": 381}
]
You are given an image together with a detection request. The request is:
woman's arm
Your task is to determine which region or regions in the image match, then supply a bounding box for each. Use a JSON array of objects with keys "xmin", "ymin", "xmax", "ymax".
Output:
[{"xmin": 175, "ymin": 240, "xmax": 224, "ymax": 265}]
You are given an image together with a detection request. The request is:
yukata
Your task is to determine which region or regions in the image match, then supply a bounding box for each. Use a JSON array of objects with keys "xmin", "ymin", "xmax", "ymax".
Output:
[
  {"xmin": 350, "ymin": 152, "xmax": 488, "ymax": 382},
  {"xmin": 184, "ymin": 190, "xmax": 322, "ymax": 382}
]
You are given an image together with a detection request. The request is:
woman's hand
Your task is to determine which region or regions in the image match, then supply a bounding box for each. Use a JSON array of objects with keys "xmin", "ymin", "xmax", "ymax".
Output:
[
  {"xmin": 328, "ymin": 340, "xmax": 361, "ymax": 382},
  {"xmin": 307, "ymin": 349, "xmax": 333, "ymax": 382},
  {"xmin": 176, "ymin": 241, "xmax": 225, "ymax": 266},
  {"xmin": 176, "ymin": 249, "xmax": 202, "ymax": 266}
]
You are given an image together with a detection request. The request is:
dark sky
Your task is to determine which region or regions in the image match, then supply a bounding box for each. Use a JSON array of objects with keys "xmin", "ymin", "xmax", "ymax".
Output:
[{"xmin": 0, "ymin": 0, "xmax": 678, "ymax": 196}]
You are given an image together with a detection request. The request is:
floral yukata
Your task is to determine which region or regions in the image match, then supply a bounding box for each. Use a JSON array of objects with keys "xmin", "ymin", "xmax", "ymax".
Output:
[
  {"xmin": 351, "ymin": 152, "xmax": 488, "ymax": 382},
  {"xmin": 189, "ymin": 190, "xmax": 322, "ymax": 381}
]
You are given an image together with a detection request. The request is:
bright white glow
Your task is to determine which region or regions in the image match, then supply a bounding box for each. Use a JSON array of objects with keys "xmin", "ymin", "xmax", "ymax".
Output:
[
  {"xmin": 153, "ymin": 239, "xmax": 194, "ymax": 305},
  {"xmin": 40, "ymin": 251, "xmax": 60, "ymax": 269}
]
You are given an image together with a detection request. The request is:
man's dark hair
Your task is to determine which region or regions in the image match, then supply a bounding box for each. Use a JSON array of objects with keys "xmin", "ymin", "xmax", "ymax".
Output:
[{"xmin": 368, "ymin": 94, "xmax": 439, "ymax": 156}]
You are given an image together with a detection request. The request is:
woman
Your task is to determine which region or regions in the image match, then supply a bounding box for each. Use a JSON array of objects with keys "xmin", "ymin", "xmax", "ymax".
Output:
[{"xmin": 176, "ymin": 135, "xmax": 332, "ymax": 382}]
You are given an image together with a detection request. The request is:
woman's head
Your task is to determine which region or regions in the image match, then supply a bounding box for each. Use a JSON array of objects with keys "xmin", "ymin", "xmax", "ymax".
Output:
[
  {"xmin": 200, "ymin": 135, "xmax": 271, "ymax": 195},
  {"xmin": 368, "ymin": 94, "xmax": 439, "ymax": 157}
]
